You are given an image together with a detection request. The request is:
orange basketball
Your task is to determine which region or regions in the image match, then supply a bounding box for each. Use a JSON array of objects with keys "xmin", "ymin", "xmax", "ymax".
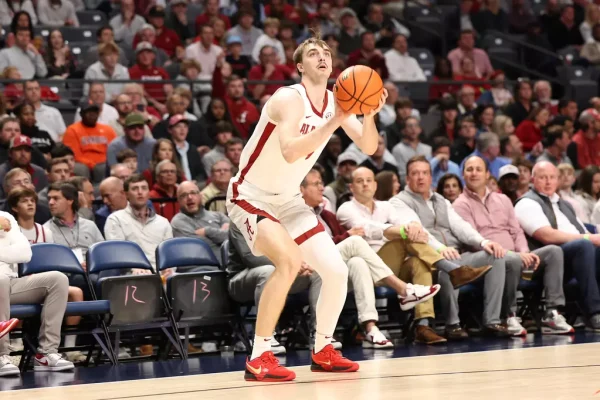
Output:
[{"xmin": 334, "ymin": 66, "xmax": 384, "ymax": 115}]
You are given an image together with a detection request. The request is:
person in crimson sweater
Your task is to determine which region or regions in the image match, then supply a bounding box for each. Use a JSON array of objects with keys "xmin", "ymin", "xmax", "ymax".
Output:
[
  {"xmin": 146, "ymin": 6, "xmax": 182, "ymax": 59},
  {"xmin": 514, "ymin": 107, "xmax": 550, "ymax": 153},
  {"xmin": 345, "ymin": 31, "xmax": 389, "ymax": 80},
  {"xmin": 247, "ymin": 45, "xmax": 294, "ymax": 101},
  {"xmin": 129, "ymin": 42, "xmax": 173, "ymax": 111},
  {"xmin": 567, "ymin": 109, "xmax": 600, "ymax": 169},
  {"xmin": 195, "ymin": 0, "xmax": 231, "ymax": 35},
  {"xmin": 149, "ymin": 159, "xmax": 180, "ymax": 221},
  {"xmin": 224, "ymin": 75, "xmax": 259, "ymax": 139}
]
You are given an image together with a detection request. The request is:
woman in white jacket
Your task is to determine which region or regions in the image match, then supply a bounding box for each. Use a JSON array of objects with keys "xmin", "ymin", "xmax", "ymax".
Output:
[{"xmin": 0, "ymin": 1, "xmax": 37, "ymax": 26}]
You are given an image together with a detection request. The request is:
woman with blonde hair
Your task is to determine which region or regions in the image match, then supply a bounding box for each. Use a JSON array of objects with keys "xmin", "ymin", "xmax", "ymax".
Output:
[
  {"xmin": 581, "ymin": 3, "xmax": 600, "ymax": 43},
  {"xmin": 491, "ymin": 115, "xmax": 515, "ymax": 138}
]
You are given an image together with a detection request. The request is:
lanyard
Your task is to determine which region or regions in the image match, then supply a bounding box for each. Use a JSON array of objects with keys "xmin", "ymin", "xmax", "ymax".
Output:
[{"xmin": 53, "ymin": 219, "xmax": 79, "ymax": 248}]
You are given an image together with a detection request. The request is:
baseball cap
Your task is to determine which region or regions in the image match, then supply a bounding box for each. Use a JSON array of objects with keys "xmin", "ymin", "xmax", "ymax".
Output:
[
  {"xmin": 9, "ymin": 135, "xmax": 32, "ymax": 150},
  {"xmin": 339, "ymin": 7, "xmax": 357, "ymax": 18},
  {"xmin": 498, "ymin": 164, "xmax": 520, "ymax": 180},
  {"xmin": 79, "ymin": 97, "xmax": 100, "ymax": 112},
  {"xmin": 336, "ymin": 152, "xmax": 359, "ymax": 167},
  {"xmin": 140, "ymin": 23, "xmax": 156, "ymax": 34},
  {"xmin": 148, "ymin": 5, "xmax": 165, "ymax": 17},
  {"xmin": 125, "ymin": 113, "xmax": 146, "ymax": 128},
  {"xmin": 136, "ymin": 41, "xmax": 155, "ymax": 55},
  {"xmin": 169, "ymin": 114, "xmax": 188, "ymax": 127},
  {"xmin": 226, "ymin": 35, "xmax": 242, "ymax": 46}
]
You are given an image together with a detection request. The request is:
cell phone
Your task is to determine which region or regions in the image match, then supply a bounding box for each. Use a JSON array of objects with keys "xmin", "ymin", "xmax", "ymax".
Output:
[{"xmin": 136, "ymin": 104, "xmax": 145, "ymax": 111}]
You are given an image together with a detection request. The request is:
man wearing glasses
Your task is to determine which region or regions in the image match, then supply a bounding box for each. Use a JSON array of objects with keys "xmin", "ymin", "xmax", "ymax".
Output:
[
  {"xmin": 201, "ymin": 159, "xmax": 233, "ymax": 214},
  {"xmin": 171, "ymin": 181, "xmax": 230, "ymax": 264},
  {"xmin": 107, "ymin": 113, "xmax": 156, "ymax": 173},
  {"xmin": 1, "ymin": 168, "xmax": 51, "ymax": 224}
]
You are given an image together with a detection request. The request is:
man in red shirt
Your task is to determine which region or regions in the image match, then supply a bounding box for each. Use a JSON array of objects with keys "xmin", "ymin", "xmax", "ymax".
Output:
[
  {"xmin": 247, "ymin": 45, "xmax": 293, "ymax": 101},
  {"xmin": 346, "ymin": 31, "xmax": 389, "ymax": 80},
  {"xmin": 569, "ymin": 108, "xmax": 600, "ymax": 169},
  {"xmin": 224, "ymin": 75, "xmax": 258, "ymax": 139},
  {"xmin": 195, "ymin": 0, "xmax": 231, "ymax": 33},
  {"xmin": 145, "ymin": 5, "xmax": 182, "ymax": 58},
  {"xmin": 128, "ymin": 42, "xmax": 173, "ymax": 111}
]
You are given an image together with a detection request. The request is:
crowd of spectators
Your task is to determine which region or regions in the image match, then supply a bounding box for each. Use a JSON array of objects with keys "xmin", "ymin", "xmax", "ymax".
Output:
[{"xmin": 3, "ymin": 0, "xmax": 600, "ymax": 373}]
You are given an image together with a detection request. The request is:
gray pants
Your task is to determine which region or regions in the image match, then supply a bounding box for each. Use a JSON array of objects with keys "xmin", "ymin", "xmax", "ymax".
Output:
[
  {"xmin": 228, "ymin": 265, "xmax": 322, "ymax": 328},
  {"xmin": 439, "ymin": 250, "xmax": 512, "ymax": 326},
  {"xmin": 504, "ymin": 245, "xmax": 565, "ymax": 314},
  {"xmin": 0, "ymin": 271, "xmax": 69, "ymax": 355}
]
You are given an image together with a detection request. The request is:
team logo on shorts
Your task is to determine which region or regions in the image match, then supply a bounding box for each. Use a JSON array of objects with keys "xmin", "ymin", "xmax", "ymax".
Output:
[
  {"xmin": 325, "ymin": 112, "xmax": 333, "ymax": 120},
  {"xmin": 244, "ymin": 218, "xmax": 254, "ymax": 241}
]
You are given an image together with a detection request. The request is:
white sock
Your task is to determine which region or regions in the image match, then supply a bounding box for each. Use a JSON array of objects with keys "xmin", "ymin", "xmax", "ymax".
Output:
[
  {"xmin": 64, "ymin": 335, "xmax": 77, "ymax": 348},
  {"xmin": 314, "ymin": 332, "xmax": 332, "ymax": 354},
  {"xmin": 250, "ymin": 334, "xmax": 272, "ymax": 360}
]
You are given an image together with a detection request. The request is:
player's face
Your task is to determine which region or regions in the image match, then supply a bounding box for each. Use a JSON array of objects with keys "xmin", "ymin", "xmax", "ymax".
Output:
[{"xmin": 299, "ymin": 44, "xmax": 332, "ymax": 79}]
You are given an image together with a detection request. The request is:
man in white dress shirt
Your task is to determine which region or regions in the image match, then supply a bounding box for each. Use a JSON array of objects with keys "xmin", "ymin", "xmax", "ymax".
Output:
[{"xmin": 384, "ymin": 34, "xmax": 426, "ymax": 82}]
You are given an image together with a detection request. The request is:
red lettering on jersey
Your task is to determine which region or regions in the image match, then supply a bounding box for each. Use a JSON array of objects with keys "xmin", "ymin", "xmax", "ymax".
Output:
[
  {"xmin": 244, "ymin": 218, "xmax": 254, "ymax": 241},
  {"xmin": 300, "ymin": 124, "xmax": 317, "ymax": 159}
]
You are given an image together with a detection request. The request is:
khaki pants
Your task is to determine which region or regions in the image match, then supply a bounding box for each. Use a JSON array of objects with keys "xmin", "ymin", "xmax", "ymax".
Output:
[{"xmin": 377, "ymin": 240, "xmax": 444, "ymax": 320}]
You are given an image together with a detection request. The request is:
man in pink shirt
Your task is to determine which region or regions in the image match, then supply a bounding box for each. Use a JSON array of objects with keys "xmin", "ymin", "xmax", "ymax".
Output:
[
  {"xmin": 447, "ymin": 30, "xmax": 494, "ymax": 78},
  {"xmin": 453, "ymin": 156, "xmax": 574, "ymax": 335}
]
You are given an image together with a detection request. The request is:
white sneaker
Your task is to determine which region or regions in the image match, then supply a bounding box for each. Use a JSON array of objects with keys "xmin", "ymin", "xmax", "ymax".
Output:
[
  {"xmin": 34, "ymin": 353, "xmax": 74, "ymax": 372},
  {"xmin": 309, "ymin": 336, "xmax": 343, "ymax": 350},
  {"xmin": 66, "ymin": 351, "xmax": 87, "ymax": 363},
  {"xmin": 505, "ymin": 316, "xmax": 527, "ymax": 336},
  {"xmin": 542, "ymin": 310, "xmax": 574, "ymax": 334},
  {"xmin": 399, "ymin": 284, "xmax": 440, "ymax": 311},
  {"xmin": 0, "ymin": 355, "xmax": 20, "ymax": 376},
  {"xmin": 270, "ymin": 337, "xmax": 286, "ymax": 355},
  {"xmin": 362, "ymin": 326, "xmax": 394, "ymax": 349}
]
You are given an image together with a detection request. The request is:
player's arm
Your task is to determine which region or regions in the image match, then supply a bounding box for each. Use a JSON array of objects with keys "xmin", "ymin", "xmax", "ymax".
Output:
[
  {"xmin": 270, "ymin": 88, "xmax": 344, "ymax": 163},
  {"xmin": 340, "ymin": 89, "xmax": 388, "ymax": 156}
]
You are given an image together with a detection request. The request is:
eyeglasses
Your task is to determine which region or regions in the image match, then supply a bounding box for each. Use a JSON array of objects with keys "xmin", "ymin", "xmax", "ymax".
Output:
[
  {"xmin": 178, "ymin": 190, "xmax": 200, "ymax": 199},
  {"xmin": 306, "ymin": 181, "xmax": 324, "ymax": 188},
  {"xmin": 212, "ymin": 168, "xmax": 231, "ymax": 173},
  {"xmin": 160, "ymin": 169, "xmax": 177, "ymax": 175},
  {"xmin": 12, "ymin": 178, "xmax": 31, "ymax": 187}
]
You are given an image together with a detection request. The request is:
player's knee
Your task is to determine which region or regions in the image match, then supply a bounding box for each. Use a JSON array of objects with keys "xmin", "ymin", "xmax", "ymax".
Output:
[{"xmin": 273, "ymin": 252, "xmax": 303, "ymax": 281}]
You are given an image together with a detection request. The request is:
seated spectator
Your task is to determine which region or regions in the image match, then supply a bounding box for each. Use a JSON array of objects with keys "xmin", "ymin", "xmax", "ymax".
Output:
[
  {"xmin": 473, "ymin": 0, "xmax": 509, "ymax": 34},
  {"xmin": 166, "ymin": 0, "xmax": 193, "ymax": 44},
  {"xmin": 109, "ymin": 0, "xmax": 145, "ymax": 48},
  {"xmin": 515, "ymin": 158, "xmax": 533, "ymax": 198},
  {"xmin": 338, "ymin": 166, "xmax": 491, "ymax": 343},
  {"xmin": 37, "ymin": 0, "xmax": 79, "ymax": 27},
  {"xmin": 557, "ymin": 99, "xmax": 579, "ymax": 124},
  {"xmin": 478, "ymin": 71, "xmax": 513, "ymax": 107},
  {"xmin": 514, "ymin": 161, "xmax": 600, "ymax": 331},
  {"xmin": 508, "ymin": 0, "xmax": 536, "ymax": 34},
  {"xmin": 429, "ymin": 59, "xmax": 459, "ymax": 102},
  {"xmin": 377, "ymin": 83, "xmax": 399, "ymax": 129},
  {"xmin": 498, "ymin": 164, "xmax": 520, "ymax": 203},
  {"xmin": 196, "ymin": 0, "xmax": 230, "ymax": 34},
  {"xmin": 0, "ymin": 117, "xmax": 45, "ymax": 169},
  {"xmin": 202, "ymin": 121, "xmax": 235, "ymax": 177},
  {"xmin": 474, "ymin": 104, "xmax": 496, "ymax": 134},
  {"xmin": 162, "ymin": 92, "xmax": 197, "ymax": 122},
  {"xmin": 7, "ymin": 187, "xmax": 52, "ymax": 244},
  {"xmin": 38, "ymin": 158, "xmax": 70, "ymax": 205},
  {"xmin": 454, "ymin": 57, "xmax": 489, "ymax": 95},
  {"xmin": 107, "ymin": 113, "xmax": 156, "ymax": 173},
  {"xmin": 252, "ymin": 17, "xmax": 284, "ymax": 63},
  {"xmin": 504, "ymin": 79, "xmax": 534, "ymax": 128},
  {"xmin": 199, "ymin": 98, "xmax": 231, "ymax": 138},
  {"xmin": 226, "ymin": 9, "xmax": 262, "ymax": 57},
  {"xmin": 536, "ymin": 125, "xmax": 572, "ymax": 166},
  {"xmin": 580, "ymin": 23, "xmax": 600, "ymax": 64},
  {"xmin": 0, "ymin": 27, "xmax": 47, "ymax": 80},
  {"xmin": 109, "ymin": 94, "xmax": 153, "ymax": 138},
  {"xmin": 458, "ymin": 156, "xmax": 573, "ymax": 335},
  {"xmin": 390, "ymin": 156, "xmax": 510, "ymax": 338},
  {"xmin": 547, "ymin": 5, "xmax": 584, "ymax": 51},
  {"xmin": 224, "ymin": 36, "xmax": 252, "ymax": 79},
  {"xmin": 346, "ymin": 31, "xmax": 389, "ymax": 80},
  {"xmin": 68, "ymin": 176, "xmax": 96, "ymax": 221},
  {"xmin": 361, "ymin": 135, "xmax": 399, "ymax": 179},
  {"xmin": 141, "ymin": 6, "xmax": 182, "ymax": 59},
  {"xmin": 568, "ymin": 109, "xmax": 600, "ymax": 169},
  {"xmin": 201, "ymin": 159, "xmax": 232, "ymax": 214},
  {"xmin": 457, "ymin": 85, "xmax": 478, "ymax": 116},
  {"xmin": 168, "ymin": 114, "xmax": 205, "ymax": 182},
  {"xmin": 50, "ymin": 144, "xmax": 76, "ymax": 176},
  {"xmin": 74, "ymin": 83, "xmax": 119, "ymax": 126},
  {"xmin": 436, "ymin": 173, "xmax": 463, "ymax": 203},
  {"xmin": 430, "ymin": 98, "xmax": 459, "ymax": 143},
  {"xmin": 171, "ymin": 181, "xmax": 229, "ymax": 262},
  {"xmin": 13, "ymin": 102, "xmax": 55, "ymax": 160},
  {"xmin": 558, "ymin": 163, "xmax": 588, "ymax": 222},
  {"xmin": 124, "ymin": 83, "xmax": 161, "ymax": 125},
  {"xmin": 460, "ymin": 132, "xmax": 510, "ymax": 179},
  {"xmin": 492, "ymin": 115, "xmax": 515, "ymax": 139},
  {"xmin": 573, "ymin": 165, "xmax": 600, "ymax": 224},
  {"xmin": 500, "ymin": 134, "xmax": 524, "ymax": 163},
  {"xmin": 84, "ymin": 42, "xmax": 130, "ymax": 102},
  {"xmin": 224, "ymin": 137, "xmax": 243, "ymax": 174},
  {"xmin": 96, "ymin": 176, "xmax": 127, "ymax": 234},
  {"xmin": 110, "ymin": 163, "xmax": 133, "ymax": 181},
  {"xmin": 384, "ymin": 34, "xmax": 425, "ymax": 82},
  {"xmin": 84, "ymin": 26, "xmax": 129, "ymax": 69},
  {"xmin": 224, "ymin": 75, "xmax": 259, "ymax": 139},
  {"xmin": 430, "ymin": 137, "xmax": 461, "ymax": 189},
  {"xmin": 175, "ymin": 59, "xmax": 204, "ymax": 105},
  {"xmin": 116, "ymin": 149, "xmax": 137, "ymax": 173},
  {"xmin": 0, "ymin": 1, "xmax": 37, "ymax": 26},
  {"xmin": 148, "ymin": 160, "xmax": 179, "ymax": 222},
  {"xmin": 323, "ymin": 152, "xmax": 358, "ymax": 212},
  {"xmin": 374, "ymin": 170, "xmax": 401, "ymax": 201},
  {"xmin": 0, "ymin": 210, "xmax": 74, "ymax": 375},
  {"xmin": 533, "ymin": 80, "xmax": 558, "ymax": 116},
  {"xmin": 392, "ymin": 117, "xmax": 432, "ymax": 183},
  {"xmin": 105, "ymin": 174, "xmax": 173, "ymax": 272},
  {"xmin": 0, "ymin": 136, "xmax": 47, "ymax": 199},
  {"xmin": 3, "ymin": 67, "xmax": 59, "ymax": 112},
  {"xmin": 248, "ymin": 45, "xmax": 293, "ymax": 101},
  {"xmin": 44, "ymin": 30, "xmax": 78, "ymax": 79},
  {"xmin": 336, "ymin": 8, "xmax": 364, "ymax": 57},
  {"xmin": 448, "ymin": 30, "xmax": 494, "ymax": 79},
  {"xmin": 129, "ymin": 42, "xmax": 173, "ymax": 113},
  {"xmin": 23, "ymin": 81, "xmax": 65, "ymax": 143},
  {"xmin": 1, "ymin": 168, "xmax": 50, "ymax": 223},
  {"xmin": 580, "ymin": 4, "xmax": 600, "ymax": 44},
  {"xmin": 143, "ymin": 138, "xmax": 186, "ymax": 187},
  {"xmin": 185, "ymin": 25, "xmax": 223, "ymax": 96},
  {"xmin": 134, "ymin": 24, "xmax": 170, "ymax": 67}
]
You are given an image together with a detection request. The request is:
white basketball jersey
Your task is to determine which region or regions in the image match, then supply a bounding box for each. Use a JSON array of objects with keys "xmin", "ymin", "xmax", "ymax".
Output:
[{"xmin": 232, "ymin": 83, "xmax": 335, "ymax": 197}]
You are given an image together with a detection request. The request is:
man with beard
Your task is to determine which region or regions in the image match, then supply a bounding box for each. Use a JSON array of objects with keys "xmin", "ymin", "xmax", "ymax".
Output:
[
  {"xmin": 107, "ymin": 113, "xmax": 156, "ymax": 173},
  {"xmin": 0, "ymin": 136, "xmax": 47, "ymax": 199},
  {"xmin": 62, "ymin": 98, "xmax": 117, "ymax": 173},
  {"xmin": 108, "ymin": 94, "xmax": 153, "ymax": 138},
  {"xmin": 0, "ymin": 117, "xmax": 47, "ymax": 169},
  {"xmin": 497, "ymin": 164, "xmax": 521, "ymax": 204},
  {"xmin": 323, "ymin": 152, "xmax": 359, "ymax": 212}
]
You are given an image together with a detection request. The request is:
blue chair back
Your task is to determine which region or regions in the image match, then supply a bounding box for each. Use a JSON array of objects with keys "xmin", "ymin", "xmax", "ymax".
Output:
[
  {"xmin": 19, "ymin": 243, "xmax": 84, "ymax": 277},
  {"xmin": 88, "ymin": 241, "xmax": 153, "ymax": 274},
  {"xmin": 220, "ymin": 240, "xmax": 229, "ymax": 270},
  {"xmin": 156, "ymin": 238, "xmax": 220, "ymax": 272}
]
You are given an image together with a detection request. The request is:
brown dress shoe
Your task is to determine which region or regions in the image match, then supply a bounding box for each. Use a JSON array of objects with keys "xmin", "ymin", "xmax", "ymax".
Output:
[
  {"xmin": 484, "ymin": 323, "xmax": 510, "ymax": 337},
  {"xmin": 448, "ymin": 265, "xmax": 493, "ymax": 289},
  {"xmin": 415, "ymin": 325, "xmax": 448, "ymax": 345},
  {"xmin": 444, "ymin": 324, "xmax": 469, "ymax": 340}
]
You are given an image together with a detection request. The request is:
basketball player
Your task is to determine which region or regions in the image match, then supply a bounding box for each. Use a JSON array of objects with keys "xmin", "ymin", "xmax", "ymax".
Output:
[{"xmin": 227, "ymin": 35, "xmax": 440, "ymax": 382}]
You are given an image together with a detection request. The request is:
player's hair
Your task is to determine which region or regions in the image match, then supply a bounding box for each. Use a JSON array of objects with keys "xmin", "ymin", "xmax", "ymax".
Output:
[{"xmin": 292, "ymin": 29, "xmax": 334, "ymax": 76}]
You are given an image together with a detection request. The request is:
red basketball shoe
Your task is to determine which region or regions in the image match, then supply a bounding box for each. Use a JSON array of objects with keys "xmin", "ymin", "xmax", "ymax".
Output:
[
  {"xmin": 0, "ymin": 319, "xmax": 18, "ymax": 340},
  {"xmin": 244, "ymin": 351, "xmax": 296, "ymax": 382},
  {"xmin": 311, "ymin": 344, "xmax": 359, "ymax": 372}
]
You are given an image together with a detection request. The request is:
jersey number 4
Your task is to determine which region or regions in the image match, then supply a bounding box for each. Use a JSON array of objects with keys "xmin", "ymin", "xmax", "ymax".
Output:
[{"xmin": 300, "ymin": 123, "xmax": 316, "ymax": 159}]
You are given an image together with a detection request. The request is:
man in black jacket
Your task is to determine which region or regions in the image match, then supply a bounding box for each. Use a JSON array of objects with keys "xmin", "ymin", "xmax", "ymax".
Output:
[{"xmin": 168, "ymin": 114, "xmax": 206, "ymax": 183}]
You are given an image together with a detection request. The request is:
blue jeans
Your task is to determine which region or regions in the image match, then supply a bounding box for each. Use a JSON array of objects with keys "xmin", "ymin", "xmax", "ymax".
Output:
[{"xmin": 560, "ymin": 239, "xmax": 600, "ymax": 316}]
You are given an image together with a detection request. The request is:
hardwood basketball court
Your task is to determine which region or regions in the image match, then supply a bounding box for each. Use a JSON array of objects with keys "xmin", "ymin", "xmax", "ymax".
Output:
[{"xmin": 3, "ymin": 342, "xmax": 599, "ymax": 400}]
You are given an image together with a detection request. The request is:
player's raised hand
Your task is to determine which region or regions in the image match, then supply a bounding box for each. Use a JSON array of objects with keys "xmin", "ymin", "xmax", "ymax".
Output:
[
  {"xmin": 365, "ymin": 88, "xmax": 388, "ymax": 118},
  {"xmin": 333, "ymin": 86, "xmax": 352, "ymax": 122}
]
